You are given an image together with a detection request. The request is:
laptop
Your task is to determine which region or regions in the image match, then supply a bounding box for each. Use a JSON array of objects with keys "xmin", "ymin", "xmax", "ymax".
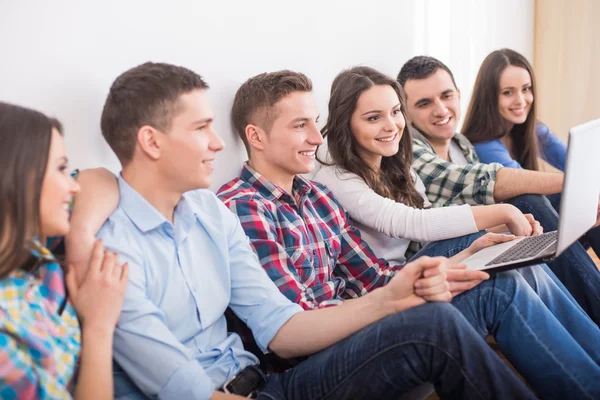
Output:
[{"xmin": 462, "ymin": 118, "xmax": 600, "ymax": 273}]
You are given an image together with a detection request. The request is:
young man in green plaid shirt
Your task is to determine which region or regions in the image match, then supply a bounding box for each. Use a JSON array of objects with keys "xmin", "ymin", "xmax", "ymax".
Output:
[{"xmin": 397, "ymin": 55, "xmax": 600, "ymax": 326}]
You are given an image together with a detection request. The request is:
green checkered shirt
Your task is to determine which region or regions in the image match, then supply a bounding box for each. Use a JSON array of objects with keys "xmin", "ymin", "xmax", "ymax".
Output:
[{"xmin": 410, "ymin": 126, "xmax": 504, "ymax": 207}]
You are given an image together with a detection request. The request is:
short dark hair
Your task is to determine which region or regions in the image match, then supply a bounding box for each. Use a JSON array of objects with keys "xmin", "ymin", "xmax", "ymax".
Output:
[
  {"xmin": 231, "ymin": 70, "xmax": 313, "ymax": 155},
  {"xmin": 101, "ymin": 62, "xmax": 209, "ymax": 165},
  {"xmin": 0, "ymin": 102, "xmax": 63, "ymax": 278},
  {"xmin": 397, "ymin": 56, "xmax": 457, "ymax": 89}
]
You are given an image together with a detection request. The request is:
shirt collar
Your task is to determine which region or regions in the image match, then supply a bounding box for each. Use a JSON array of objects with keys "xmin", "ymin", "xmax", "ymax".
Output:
[
  {"xmin": 240, "ymin": 163, "xmax": 312, "ymax": 203},
  {"xmin": 117, "ymin": 175, "xmax": 172, "ymax": 233},
  {"xmin": 409, "ymin": 123, "xmax": 467, "ymax": 153}
]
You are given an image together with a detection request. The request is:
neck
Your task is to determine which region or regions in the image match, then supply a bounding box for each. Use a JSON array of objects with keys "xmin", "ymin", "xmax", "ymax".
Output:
[
  {"xmin": 248, "ymin": 158, "xmax": 295, "ymax": 195},
  {"xmin": 429, "ymin": 137, "xmax": 452, "ymax": 161},
  {"xmin": 121, "ymin": 164, "xmax": 181, "ymax": 224}
]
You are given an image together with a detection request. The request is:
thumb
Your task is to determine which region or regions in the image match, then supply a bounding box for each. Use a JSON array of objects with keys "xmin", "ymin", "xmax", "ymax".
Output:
[
  {"xmin": 404, "ymin": 256, "xmax": 444, "ymax": 276},
  {"xmin": 66, "ymin": 265, "xmax": 79, "ymax": 300}
]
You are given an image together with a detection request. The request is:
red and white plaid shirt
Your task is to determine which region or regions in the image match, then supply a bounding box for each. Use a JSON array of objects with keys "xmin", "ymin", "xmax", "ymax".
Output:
[{"xmin": 218, "ymin": 164, "xmax": 403, "ymax": 310}]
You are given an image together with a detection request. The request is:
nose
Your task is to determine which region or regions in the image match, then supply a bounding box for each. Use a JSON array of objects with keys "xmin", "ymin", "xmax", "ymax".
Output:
[
  {"xmin": 308, "ymin": 124, "xmax": 324, "ymax": 145},
  {"xmin": 384, "ymin": 115, "xmax": 396, "ymax": 132},
  {"xmin": 432, "ymin": 99, "xmax": 448, "ymax": 117},
  {"xmin": 70, "ymin": 174, "xmax": 81, "ymax": 195},
  {"xmin": 209, "ymin": 128, "xmax": 225, "ymax": 152},
  {"xmin": 514, "ymin": 91, "xmax": 525, "ymax": 106}
]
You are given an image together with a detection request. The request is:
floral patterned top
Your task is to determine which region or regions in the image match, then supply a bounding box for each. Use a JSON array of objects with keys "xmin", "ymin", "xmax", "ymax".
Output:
[{"xmin": 0, "ymin": 241, "xmax": 81, "ymax": 399}]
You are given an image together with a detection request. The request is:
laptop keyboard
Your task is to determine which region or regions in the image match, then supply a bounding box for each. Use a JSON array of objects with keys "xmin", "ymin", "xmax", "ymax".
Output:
[{"xmin": 485, "ymin": 231, "xmax": 558, "ymax": 266}]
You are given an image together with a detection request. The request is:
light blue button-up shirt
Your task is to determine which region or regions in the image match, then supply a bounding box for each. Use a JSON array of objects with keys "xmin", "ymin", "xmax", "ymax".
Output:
[{"xmin": 97, "ymin": 177, "xmax": 303, "ymax": 400}]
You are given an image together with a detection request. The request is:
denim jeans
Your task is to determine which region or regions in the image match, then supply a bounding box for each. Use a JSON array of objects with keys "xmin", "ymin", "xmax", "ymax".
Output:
[
  {"xmin": 547, "ymin": 192, "xmax": 600, "ymax": 257},
  {"xmin": 258, "ymin": 302, "xmax": 535, "ymax": 400},
  {"xmin": 507, "ymin": 194, "xmax": 600, "ymax": 325},
  {"xmin": 413, "ymin": 232, "xmax": 600, "ymax": 399}
]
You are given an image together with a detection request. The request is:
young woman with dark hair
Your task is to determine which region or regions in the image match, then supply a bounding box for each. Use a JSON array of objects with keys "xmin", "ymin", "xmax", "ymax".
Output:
[
  {"xmin": 0, "ymin": 102, "xmax": 128, "ymax": 399},
  {"xmin": 313, "ymin": 66, "xmax": 600, "ymax": 398},
  {"xmin": 462, "ymin": 48, "xmax": 600, "ymax": 257}
]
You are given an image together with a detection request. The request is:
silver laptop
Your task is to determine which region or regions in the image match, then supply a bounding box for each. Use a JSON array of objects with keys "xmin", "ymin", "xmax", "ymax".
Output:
[{"xmin": 462, "ymin": 118, "xmax": 600, "ymax": 273}]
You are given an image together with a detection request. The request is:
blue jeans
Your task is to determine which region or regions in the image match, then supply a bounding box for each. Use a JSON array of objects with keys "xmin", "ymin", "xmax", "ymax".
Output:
[
  {"xmin": 507, "ymin": 194, "xmax": 600, "ymax": 325},
  {"xmin": 413, "ymin": 232, "xmax": 600, "ymax": 399},
  {"xmin": 547, "ymin": 192, "xmax": 600, "ymax": 257},
  {"xmin": 258, "ymin": 302, "xmax": 535, "ymax": 400}
]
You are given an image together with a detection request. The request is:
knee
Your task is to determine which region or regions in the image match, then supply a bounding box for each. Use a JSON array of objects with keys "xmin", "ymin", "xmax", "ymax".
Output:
[{"xmin": 489, "ymin": 269, "xmax": 532, "ymax": 298}]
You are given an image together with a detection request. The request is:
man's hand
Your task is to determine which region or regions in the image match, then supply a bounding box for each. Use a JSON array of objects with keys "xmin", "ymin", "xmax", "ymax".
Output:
[
  {"xmin": 422, "ymin": 262, "xmax": 490, "ymax": 298},
  {"xmin": 382, "ymin": 256, "xmax": 453, "ymax": 313}
]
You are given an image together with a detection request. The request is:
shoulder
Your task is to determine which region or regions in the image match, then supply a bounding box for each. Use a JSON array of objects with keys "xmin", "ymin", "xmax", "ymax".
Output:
[
  {"xmin": 472, "ymin": 138, "xmax": 506, "ymax": 150},
  {"xmin": 313, "ymin": 165, "xmax": 361, "ymax": 187},
  {"xmin": 217, "ymin": 177, "xmax": 259, "ymax": 204}
]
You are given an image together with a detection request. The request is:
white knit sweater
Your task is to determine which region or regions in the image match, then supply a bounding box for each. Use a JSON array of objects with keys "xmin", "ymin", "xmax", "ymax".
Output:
[{"xmin": 313, "ymin": 165, "xmax": 478, "ymax": 264}]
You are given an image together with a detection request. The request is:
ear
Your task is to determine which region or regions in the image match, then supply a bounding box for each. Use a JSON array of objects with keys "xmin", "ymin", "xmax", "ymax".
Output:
[
  {"xmin": 245, "ymin": 124, "xmax": 267, "ymax": 152},
  {"xmin": 137, "ymin": 125, "xmax": 162, "ymax": 161},
  {"xmin": 456, "ymin": 87, "xmax": 461, "ymax": 100}
]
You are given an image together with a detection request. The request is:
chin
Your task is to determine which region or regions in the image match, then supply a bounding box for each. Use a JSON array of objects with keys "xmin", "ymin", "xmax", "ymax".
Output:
[{"xmin": 44, "ymin": 222, "xmax": 71, "ymax": 238}]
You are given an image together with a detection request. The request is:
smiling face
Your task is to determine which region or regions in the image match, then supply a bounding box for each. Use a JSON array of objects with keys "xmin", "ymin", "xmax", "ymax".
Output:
[
  {"xmin": 256, "ymin": 91, "xmax": 323, "ymax": 177},
  {"xmin": 39, "ymin": 128, "xmax": 80, "ymax": 237},
  {"xmin": 158, "ymin": 89, "xmax": 224, "ymax": 191},
  {"xmin": 497, "ymin": 65, "xmax": 534, "ymax": 126},
  {"xmin": 350, "ymin": 84, "xmax": 405, "ymax": 168},
  {"xmin": 403, "ymin": 69, "xmax": 461, "ymax": 143}
]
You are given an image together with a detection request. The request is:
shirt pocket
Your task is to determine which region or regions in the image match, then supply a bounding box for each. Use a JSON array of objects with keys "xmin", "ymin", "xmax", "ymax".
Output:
[{"xmin": 285, "ymin": 244, "xmax": 317, "ymax": 286}]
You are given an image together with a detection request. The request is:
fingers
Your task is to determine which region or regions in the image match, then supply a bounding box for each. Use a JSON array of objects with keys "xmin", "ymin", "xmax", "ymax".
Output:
[
  {"xmin": 415, "ymin": 279, "xmax": 450, "ymax": 297},
  {"xmin": 65, "ymin": 266, "xmax": 79, "ymax": 299},
  {"xmin": 415, "ymin": 271, "xmax": 446, "ymax": 290},
  {"xmin": 447, "ymin": 268, "xmax": 490, "ymax": 282},
  {"xmin": 402, "ymin": 256, "xmax": 444, "ymax": 280},
  {"xmin": 485, "ymin": 233, "xmax": 516, "ymax": 243},
  {"xmin": 111, "ymin": 254, "xmax": 123, "ymax": 281},
  {"xmin": 524, "ymin": 214, "xmax": 543, "ymax": 236},
  {"xmin": 119, "ymin": 262, "xmax": 129, "ymax": 286},
  {"xmin": 87, "ymin": 239, "xmax": 105, "ymax": 277},
  {"xmin": 448, "ymin": 279, "xmax": 484, "ymax": 295},
  {"xmin": 422, "ymin": 291, "xmax": 452, "ymax": 302}
]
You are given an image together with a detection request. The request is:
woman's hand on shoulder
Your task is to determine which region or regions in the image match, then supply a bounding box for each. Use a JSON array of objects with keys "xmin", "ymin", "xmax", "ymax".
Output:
[{"xmin": 66, "ymin": 239, "xmax": 128, "ymax": 333}]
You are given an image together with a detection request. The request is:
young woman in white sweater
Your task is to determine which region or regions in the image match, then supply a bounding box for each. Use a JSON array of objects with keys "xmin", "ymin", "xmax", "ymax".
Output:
[{"xmin": 314, "ymin": 66, "xmax": 541, "ymax": 265}]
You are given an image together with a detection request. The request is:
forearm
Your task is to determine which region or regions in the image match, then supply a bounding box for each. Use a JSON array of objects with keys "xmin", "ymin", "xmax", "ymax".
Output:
[
  {"xmin": 269, "ymin": 287, "xmax": 393, "ymax": 358},
  {"xmin": 74, "ymin": 326, "xmax": 115, "ymax": 400},
  {"xmin": 471, "ymin": 204, "xmax": 516, "ymax": 231},
  {"xmin": 494, "ymin": 168, "xmax": 563, "ymax": 201},
  {"xmin": 66, "ymin": 168, "xmax": 119, "ymax": 265}
]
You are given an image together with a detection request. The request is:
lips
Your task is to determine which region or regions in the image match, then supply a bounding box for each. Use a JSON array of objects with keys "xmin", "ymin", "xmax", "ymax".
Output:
[
  {"xmin": 375, "ymin": 133, "xmax": 397, "ymax": 142},
  {"xmin": 433, "ymin": 116, "xmax": 451, "ymax": 126},
  {"xmin": 299, "ymin": 150, "xmax": 316, "ymax": 157}
]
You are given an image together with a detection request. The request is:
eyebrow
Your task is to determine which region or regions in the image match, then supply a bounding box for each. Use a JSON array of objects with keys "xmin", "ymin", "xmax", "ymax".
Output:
[
  {"xmin": 361, "ymin": 103, "xmax": 402, "ymax": 116},
  {"xmin": 58, "ymin": 156, "xmax": 68, "ymax": 163},
  {"xmin": 414, "ymin": 89, "xmax": 454, "ymax": 106},
  {"xmin": 190, "ymin": 118, "xmax": 213, "ymax": 126},
  {"xmin": 501, "ymin": 82, "xmax": 532, "ymax": 91},
  {"xmin": 290, "ymin": 115, "xmax": 319, "ymax": 124}
]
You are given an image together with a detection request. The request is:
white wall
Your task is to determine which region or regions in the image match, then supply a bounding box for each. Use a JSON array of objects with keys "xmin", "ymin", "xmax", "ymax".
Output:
[{"xmin": 0, "ymin": 0, "xmax": 533, "ymax": 191}]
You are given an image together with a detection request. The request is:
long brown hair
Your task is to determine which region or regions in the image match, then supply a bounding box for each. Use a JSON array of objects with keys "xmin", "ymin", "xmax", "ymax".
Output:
[
  {"xmin": 320, "ymin": 66, "xmax": 424, "ymax": 208},
  {"xmin": 462, "ymin": 48, "xmax": 540, "ymax": 171},
  {"xmin": 0, "ymin": 102, "xmax": 62, "ymax": 278}
]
